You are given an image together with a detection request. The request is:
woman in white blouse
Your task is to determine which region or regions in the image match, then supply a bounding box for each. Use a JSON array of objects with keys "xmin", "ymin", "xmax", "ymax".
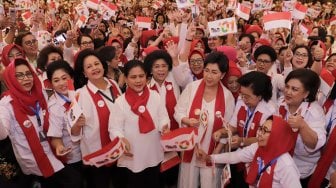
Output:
[
  {"xmin": 174, "ymin": 51, "xmax": 235, "ymax": 188},
  {"xmin": 109, "ymin": 60, "xmax": 170, "ymax": 188},
  {"xmin": 278, "ymin": 68, "xmax": 326, "ymax": 187}
]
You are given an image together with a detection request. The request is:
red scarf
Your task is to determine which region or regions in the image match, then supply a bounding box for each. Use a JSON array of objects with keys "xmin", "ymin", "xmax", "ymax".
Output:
[
  {"xmin": 308, "ymin": 100, "xmax": 336, "ymax": 188},
  {"xmin": 245, "ymin": 115, "xmax": 296, "ymax": 187},
  {"xmin": 323, "ymin": 99, "xmax": 333, "ymax": 114},
  {"xmin": 3, "ymin": 58, "xmax": 54, "ymax": 177},
  {"xmin": 182, "ymin": 80, "xmax": 225, "ymax": 166},
  {"xmin": 236, "ymin": 106, "xmax": 263, "ymax": 138},
  {"xmin": 125, "ymin": 86, "xmax": 155, "ymax": 133},
  {"xmin": 86, "ymin": 80, "xmax": 120, "ymax": 147},
  {"xmin": 150, "ymin": 81, "xmax": 179, "ymax": 130}
]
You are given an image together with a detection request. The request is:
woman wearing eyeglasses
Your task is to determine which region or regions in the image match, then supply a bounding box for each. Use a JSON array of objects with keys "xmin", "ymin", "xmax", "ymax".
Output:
[
  {"xmin": 73, "ymin": 49, "xmax": 122, "ymax": 188},
  {"xmin": 174, "ymin": 52, "xmax": 235, "ymax": 188},
  {"xmin": 213, "ymin": 71, "xmax": 276, "ymax": 187},
  {"xmin": 0, "ymin": 58, "xmax": 80, "ymax": 188},
  {"xmin": 207, "ymin": 115, "xmax": 301, "ymax": 188},
  {"xmin": 278, "ymin": 69, "xmax": 326, "ymax": 187},
  {"xmin": 14, "ymin": 32, "xmax": 38, "ymax": 68}
]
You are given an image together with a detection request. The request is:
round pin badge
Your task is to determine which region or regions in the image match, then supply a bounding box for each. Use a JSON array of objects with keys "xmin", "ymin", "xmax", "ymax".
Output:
[
  {"xmin": 166, "ymin": 84, "xmax": 172, "ymax": 91},
  {"xmin": 42, "ymin": 110, "xmax": 46, "ymax": 116},
  {"xmin": 138, "ymin": 105, "xmax": 146, "ymax": 113},
  {"xmin": 251, "ymin": 123, "xmax": 255, "ymax": 130},
  {"xmin": 23, "ymin": 120, "xmax": 32, "ymax": 128},
  {"xmin": 98, "ymin": 100, "xmax": 105, "ymax": 107}
]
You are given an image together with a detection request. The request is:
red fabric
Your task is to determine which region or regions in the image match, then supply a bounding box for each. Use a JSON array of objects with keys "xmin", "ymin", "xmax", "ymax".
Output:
[
  {"xmin": 3, "ymin": 58, "xmax": 54, "ymax": 177},
  {"xmin": 182, "ymin": 80, "xmax": 225, "ymax": 166},
  {"xmin": 86, "ymin": 80, "xmax": 120, "ymax": 147},
  {"xmin": 43, "ymin": 79, "xmax": 52, "ymax": 90},
  {"xmin": 190, "ymin": 39, "xmax": 205, "ymax": 53},
  {"xmin": 163, "ymin": 37, "xmax": 179, "ymax": 50},
  {"xmin": 1, "ymin": 44, "xmax": 25, "ymax": 67},
  {"xmin": 245, "ymin": 25, "xmax": 263, "ymax": 36},
  {"xmin": 216, "ymin": 46, "xmax": 237, "ymax": 62},
  {"xmin": 140, "ymin": 30, "xmax": 157, "ymax": 48},
  {"xmin": 308, "ymin": 115, "xmax": 336, "ymax": 188},
  {"xmin": 125, "ymin": 86, "xmax": 155, "ymax": 133},
  {"xmin": 143, "ymin": 46, "xmax": 160, "ymax": 56},
  {"xmin": 236, "ymin": 106, "xmax": 263, "ymax": 138},
  {"xmin": 188, "ymin": 49, "xmax": 204, "ymax": 80},
  {"xmin": 245, "ymin": 115, "xmax": 296, "ymax": 187},
  {"xmin": 106, "ymin": 37, "xmax": 123, "ymax": 48},
  {"xmin": 222, "ymin": 61, "xmax": 242, "ymax": 99},
  {"xmin": 254, "ymin": 38, "xmax": 271, "ymax": 47},
  {"xmin": 323, "ymin": 99, "xmax": 334, "ymax": 113},
  {"xmin": 150, "ymin": 81, "xmax": 179, "ymax": 130}
]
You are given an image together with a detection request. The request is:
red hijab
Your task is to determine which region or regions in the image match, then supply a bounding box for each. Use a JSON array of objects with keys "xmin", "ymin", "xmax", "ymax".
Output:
[
  {"xmin": 3, "ymin": 58, "xmax": 46, "ymax": 116},
  {"xmin": 222, "ymin": 61, "xmax": 242, "ymax": 101},
  {"xmin": 188, "ymin": 49, "xmax": 205, "ymax": 80},
  {"xmin": 1, "ymin": 44, "xmax": 25, "ymax": 67},
  {"xmin": 245, "ymin": 115, "xmax": 296, "ymax": 187}
]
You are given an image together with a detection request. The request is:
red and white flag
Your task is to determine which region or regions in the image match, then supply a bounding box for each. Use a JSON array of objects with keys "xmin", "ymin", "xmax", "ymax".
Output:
[
  {"xmin": 292, "ymin": 3, "xmax": 307, "ymax": 20},
  {"xmin": 320, "ymin": 69, "xmax": 335, "ymax": 97},
  {"xmin": 161, "ymin": 127, "xmax": 197, "ymax": 152},
  {"xmin": 306, "ymin": 8, "xmax": 320, "ymax": 19},
  {"xmin": 86, "ymin": 0, "xmax": 100, "ymax": 10},
  {"xmin": 160, "ymin": 152, "xmax": 180, "ymax": 172},
  {"xmin": 75, "ymin": 3, "xmax": 90, "ymax": 17},
  {"xmin": 136, "ymin": 16, "xmax": 152, "ymax": 29},
  {"xmin": 299, "ymin": 23, "xmax": 311, "ymax": 38},
  {"xmin": 21, "ymin": 10, "xmax": 32, "ymax": 24},
  {"xmin": 330, "ymin": 16, "xmax": 336, "ymax": 26},
  {"xmin": 153, "ymin": 0, "xmax": 165, "ymax": 10},
  {"xmin": 235, "ymin": 3, "xmax": 251, "ymax": 21},
  {"xmin": 76, "ymin": 15, "xmax": 88, "ymax": 28},
  {"xmin": 227, "ymin": 0, "xmax": 237, "ymax": 10},
  {"xmin": 99, "ymin": 2, "xmax": 117, "ymax": 20},
  {"xmin": 263, "ymin": 12, "xmax": 292, "ymax": 30}
]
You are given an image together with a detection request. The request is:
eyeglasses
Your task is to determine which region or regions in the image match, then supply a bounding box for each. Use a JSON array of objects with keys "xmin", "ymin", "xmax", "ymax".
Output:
[
  {"xmin": 256, "ymin": 59, "xmax": 272, "ymax": 64},
  {"xmin": 190, "ymin": 58, "xmax": 203, "ymax": 65},
  {"xmin": 294, "ymin": 52, "xmax": 308, "ymax": 58},
  {"xmin": 15, "ymin": 72, "xmax": 33, "ymax": 80},
  {"xmin": 239, "ymin": 93, "xmax": 255, "ymax": 101},
  {"xmin": 257, "ymin": 126, "xmax": 271, "ymax": 135},
  {"xmin": 24, "ymin": 39, "xmax": 37, "ymax": 46},
  {"xmin": 81, "ymin": 41, "xmax": 93, "ymax": 46}
]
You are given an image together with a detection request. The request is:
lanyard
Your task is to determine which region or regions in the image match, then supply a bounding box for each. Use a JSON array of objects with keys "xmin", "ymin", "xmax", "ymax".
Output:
[
  {"xmin": 256, "ymin": 157, "xmax": 278, "ymax": 183},
  {"xmin": 29, "ymin": 102, "xmax": 41, "ymax": 127},
  {"xmin": 98, "ymin": 87, "xmax": 115, "ymax": 103},
  {"xmin": 243, "ymin": 108, "xmax": 254, "ymax": 138},
  {"xmin": 56, "ymin": 92, "xmax": 71, "ymax": 103},
  {"xmin": 326, "ymin": 105, "xmax": 336, "ymax": 137}
]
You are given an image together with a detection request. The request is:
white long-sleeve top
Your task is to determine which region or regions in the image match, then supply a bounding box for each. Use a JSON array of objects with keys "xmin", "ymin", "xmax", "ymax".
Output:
[
  {"xmin": 211, "ymin": 143, "xmax": 301, "ymax": 188},
  {"xmin": 325, "ymin": 100, "xmax": 336, "ymax": 180},
  {"xmin": 0, "ymin": 95, "xmax": 64, "ymax": 176},
  {"xmin": 108, "ymin": 89, "xmax": 170, "ymax": 173}
]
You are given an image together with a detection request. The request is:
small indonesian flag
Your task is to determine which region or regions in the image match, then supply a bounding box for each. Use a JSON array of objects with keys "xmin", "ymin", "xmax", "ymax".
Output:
[
  {"xmin": 136, "ymin": 16, "xmax": 152, "ymax": 29},
  {"xmin": 76, "ymin": 15, "xmax": 87, "ymax": 28},
  {"xmin": 299, "ymin": 23, "xmax": 311, "ymax": 38},
  {"xmin": 235, "ymin": 3, "xmax": 251, "ymax": 20},
  {"xmin": 320, "ymin": 69, "xmax": 335, "ymax": 97},
  {"xmin": 75, "ymin": 3, "xmax": 90, "ymax": 17},
  {"xmin": 160, "ymin": 152, "xmax": 180, "ymax": 172},
  {"xmin": 263, "ymin": 12, "xmax": 292, "ymax": 30},
  {"xmin": 330, "ymin": 16, "xmax": 336, "ymax": 26},
  {"xmin": 227, "ymin": 0, "xmax": 237, "ymax": 10},
  {"xmin": 161, "ymin": 127, "xmax": 197, "ymax": 152},
  {"xmin": 86, "ymin": 0, "xmax": 100, "ymax": 10},
  {"xmin": 99, "ymin": 2, "xmax": 118, "ymax": 20},
  {"xmin": 21, "ymin": 10, "xmax": 32, "ymax": 24},
  {"xmin": 292, "ymin": 3, "xmax": 307, "ymax": 20},
  {"xmin": 306, "ymin": 8, "xmax": 320, "ymax": 19},
  {"xmin": 153, "ymin": 0, "xmax": 165, "ymax": 10},
  {"xmin": 83, "ymin": 137, "xmax": 125, "ymax": 168}
]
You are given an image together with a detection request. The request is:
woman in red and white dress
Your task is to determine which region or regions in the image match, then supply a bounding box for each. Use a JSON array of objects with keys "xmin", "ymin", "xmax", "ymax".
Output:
[
  {"xmin": 73, "ymin": 49, "xmax": 122, "ymax": 188},
  {"xmin": 174, "ymin": 52, "xmax": 235, "ymax": 188},
  {"xmin": 0, "ymin": 58, "xmax": 80, "ymax": 188},
  {"xmin": 109, "ymin": 60, "xmax": 170, "ymax": 188}
]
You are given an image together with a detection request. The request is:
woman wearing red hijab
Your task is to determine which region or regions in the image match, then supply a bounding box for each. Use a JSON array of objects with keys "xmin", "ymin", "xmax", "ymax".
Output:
[
  {"xmin": 208, "ymin": 115, "xmax": 301, "ymax": 188},
  {"xmin": 0, "ymin": 58, "xmax": 80, "ymax": 188}
]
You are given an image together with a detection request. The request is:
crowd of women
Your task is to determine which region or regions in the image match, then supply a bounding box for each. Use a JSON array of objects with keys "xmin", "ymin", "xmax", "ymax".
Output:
[{"xmin": 0, "ymin": 0, "xmax": 336, "ymax": 188}]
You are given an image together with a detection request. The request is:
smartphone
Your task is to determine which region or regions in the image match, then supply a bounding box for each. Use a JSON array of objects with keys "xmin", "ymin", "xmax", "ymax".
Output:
[
  {"xmin": 126, "ymin": 22, "xmax": 133, "ymax": 27},
  {"xmin": 55, "ymin": 33, "xmax": 67, "ymax": 43}
]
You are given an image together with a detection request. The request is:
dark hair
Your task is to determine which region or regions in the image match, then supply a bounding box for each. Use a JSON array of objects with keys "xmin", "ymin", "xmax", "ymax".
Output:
[
  {"xmin": 239, "ymin": 34, "xmax": 255, "ymax": 47},
  {"xmin": 77, "ymin": 34, "xmax": 93, "ymax": 46},
  {"xmin": 144, "ymin": 50, "xmax": 172, "ymax": 74},
  {"xmin": 14, "ymin": 31, "xmax": 34, "ymax": 46},
  {"xmin": 279, "ymin": 46, "xmax": 288, "ymax": 54},
  {"xmin": 146, "ymin": 36, "xmax": 159, "ymax": 47},
  {"xmin": 46, "ymin": 60, "xmax": 74, "ymax": 81},
  {"xmin": 329, "ymin": 84, "xmax": 336, "ymax": 100},
  {"xmin": 254, "ymin": 45, "xmax": 277, "ymax": 62},
  {"xmin": 292, "ymin": 45, "xmax": 314, "ymax": 68},
  {"xmin": 97, "ymin": 46, "xmax": 116, "ymax": 63},
  {"xmin": 121, "ymin": 26, "xmax": 134, "ymax": 39},
  {"xmin": 37, "ymin": 45, "xmax": 64, "ymax": 71},
  {"xmin": 73, "ymin": 49, "xmax": 108, "ymax": 89},
  {"xmin": 326, "ymin": 53, "xmax": 336, "ymax": 62},
  {"xmin": 124, "ymin": 60, "xmax": 146, "ymax": 77},
  {"xmin": 155, "ymin": 13, "xmax": 166, "ymax": 23},
  {"xmin": 285, "ymin": 68, "xmax": 320, "ymax": 102},
  {"xmin": 54, "ymin": 29, "xmax": 67, "ymax": 37},
  {"xmin": 204, "ymin": 51, "xmax": 229, "ymax": 73},
  {"xmin": 312, "ymin": 26, "xmax": 327, "ymax": 42},
  {"xmin": 326, "ymin": 35, "xmax": 335, "ymax": 45},
  {"xmin": 237, "ymin": 71, "xmax": 273, "ymax": 102},
  {"xmin": 100, "ymin": 20, "xmax": 109, "ymax": 32}
]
